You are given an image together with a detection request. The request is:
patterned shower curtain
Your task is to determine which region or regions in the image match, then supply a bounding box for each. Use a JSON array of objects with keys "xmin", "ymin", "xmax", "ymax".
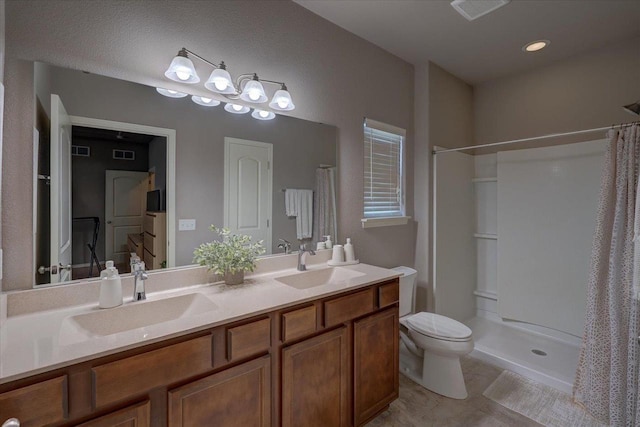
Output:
[
  {"xmin": 312, "ymin": 167, "xmax": 336, "ymax": 242},
  {"xmin": 574, "ymin": 124, "xmax": 640, "ymax": 426}
]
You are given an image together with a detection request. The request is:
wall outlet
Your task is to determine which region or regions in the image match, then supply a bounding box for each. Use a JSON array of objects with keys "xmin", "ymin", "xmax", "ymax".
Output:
[{"xmin": 179, "ymin": 219, "xmax": 196, "ymax": 231}]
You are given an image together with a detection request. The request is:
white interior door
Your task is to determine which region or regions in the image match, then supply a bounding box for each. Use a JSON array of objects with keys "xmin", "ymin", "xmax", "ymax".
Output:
[
  {"xmin": 105, "ymin": 170, "xmax": 148, "ymax": 265},
  {"xmin": 224, "ymin": 138, "xmax": 272, "ymax": 254},
  {"xmin": 50, "ymin": 94, "xmax": 73, "ymax": 283}
]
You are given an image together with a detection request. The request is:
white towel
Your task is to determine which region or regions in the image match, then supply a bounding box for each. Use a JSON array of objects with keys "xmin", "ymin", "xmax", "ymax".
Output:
[{"xmin": 284, "ymin": 189, "xmax": 314, "ymax": 239}]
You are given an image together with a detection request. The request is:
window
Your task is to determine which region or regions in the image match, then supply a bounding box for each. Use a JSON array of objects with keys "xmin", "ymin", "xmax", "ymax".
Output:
[{"xmin": 362, "ymin": 118, "xmax": 409, "ymax": 228}]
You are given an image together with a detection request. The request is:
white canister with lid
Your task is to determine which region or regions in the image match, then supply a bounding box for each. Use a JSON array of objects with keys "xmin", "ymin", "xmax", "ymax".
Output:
[
  {"xmin": 324, "ymin": 235, "xmax": 333, "ymax": 249},
  {"xmin": 344, "ymin": 238, "xmax": 356, "ymax": 262},
  {"xmin": 99, "ymin": 260, "xmax": 123, "ymax": 309},
  {"xmin": 332, "ymin": 244, "xmax": 344, "ymax": 263}
]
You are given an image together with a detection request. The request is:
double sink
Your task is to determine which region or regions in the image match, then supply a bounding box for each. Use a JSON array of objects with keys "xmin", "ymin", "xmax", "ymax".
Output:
[{"xmin": 61, "ymin": 266, "xmax": 365, "ymax": 338}]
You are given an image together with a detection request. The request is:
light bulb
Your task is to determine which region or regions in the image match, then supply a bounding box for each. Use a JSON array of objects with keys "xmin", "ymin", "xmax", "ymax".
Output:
[
  {"xmin": 248, "ymin": 89, "xmax": 261, "ymax": 101},
  {"xmin": 213, "ymin": 79, "xmax": 228, "ymax": 91},
  {"xmin": 176, "ymin": 70, "xmax": 191, "ymax": 81},
  {"xmin": 232, "ymin": 104, "xmax": 243, "ymax": 111},
  {"xmin": 201, "ymin": 97, "xmax": 212, "ymax": 103},
  {"xmin": 259, "ymin": 110, "xmax": 269, "ymax": 118},
  {"xmin": 277, "ymin": 98, "xmax": 289, "ymax": 109}
]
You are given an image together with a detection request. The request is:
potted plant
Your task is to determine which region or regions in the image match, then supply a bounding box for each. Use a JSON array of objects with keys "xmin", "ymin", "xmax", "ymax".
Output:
[{"xmin": 193, "ymin": 226, "xmax": 265, "ymax": 285}]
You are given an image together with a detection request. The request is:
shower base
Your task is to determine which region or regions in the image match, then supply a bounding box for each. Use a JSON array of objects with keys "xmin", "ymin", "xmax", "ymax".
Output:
[{"xmin": 465, "ymin": 315, "xmax": 580, "ymax": 394}]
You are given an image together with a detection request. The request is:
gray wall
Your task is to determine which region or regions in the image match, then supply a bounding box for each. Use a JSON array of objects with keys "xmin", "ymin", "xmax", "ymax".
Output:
[
  {"xmin": 2, "ymin": 0, "xmax": 414, "ymax": 290},
  {"xmin": 474, "ymin": 37, "xmax": 640, "ymax": 146}
]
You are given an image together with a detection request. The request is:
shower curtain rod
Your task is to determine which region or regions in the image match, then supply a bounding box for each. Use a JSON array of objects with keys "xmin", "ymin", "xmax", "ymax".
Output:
[{"xmin": 432, "ymin": 122, "xmax": 638, "ymax": 155}]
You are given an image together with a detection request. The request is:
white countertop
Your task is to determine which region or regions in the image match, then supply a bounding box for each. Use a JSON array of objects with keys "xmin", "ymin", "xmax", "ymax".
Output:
[{"xmin": 0, "ymin": 263, "xmax": 400, "ymax": 384}]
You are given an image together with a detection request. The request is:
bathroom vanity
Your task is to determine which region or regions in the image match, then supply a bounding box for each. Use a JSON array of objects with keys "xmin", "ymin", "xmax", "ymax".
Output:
[{"xmin": 0, "ymin": 261, "xmax": 400, "ymax": 426}]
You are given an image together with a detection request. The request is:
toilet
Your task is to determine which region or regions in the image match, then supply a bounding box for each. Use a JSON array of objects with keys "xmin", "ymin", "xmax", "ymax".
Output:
[{"xmin": 392, "ymin": 266, "xmax": 474, "ymax": 399}]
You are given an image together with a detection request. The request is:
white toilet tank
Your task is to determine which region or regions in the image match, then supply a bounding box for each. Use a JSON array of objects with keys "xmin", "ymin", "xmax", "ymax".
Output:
[{"xmin": 391, "ymin": 266, "xmax": 417, "ymax": 317}]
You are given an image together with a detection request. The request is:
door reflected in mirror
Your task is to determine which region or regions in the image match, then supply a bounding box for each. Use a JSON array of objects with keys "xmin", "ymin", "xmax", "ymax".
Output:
[{"xmin": 33, "ymin": 62, "xmax": 337, "ymax": 287}]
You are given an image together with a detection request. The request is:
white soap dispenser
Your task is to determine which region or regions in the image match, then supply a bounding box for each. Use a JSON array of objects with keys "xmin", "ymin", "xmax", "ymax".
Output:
[
  {"xmin": 99, "ymin": 260, "xmax": 123, "ymax": 309},
  {"xmin": 344, "ymin": 238, "xmax": 356, "ymax": 262},
  {"xmin": 324, "ymin": 235, "xmax": 333, "ymax": 249}
]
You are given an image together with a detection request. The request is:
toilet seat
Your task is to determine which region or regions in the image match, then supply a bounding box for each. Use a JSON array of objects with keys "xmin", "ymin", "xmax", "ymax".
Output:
[{"xmin": 406, "ymin": 312, "xmax": 472, "ymax": 342}]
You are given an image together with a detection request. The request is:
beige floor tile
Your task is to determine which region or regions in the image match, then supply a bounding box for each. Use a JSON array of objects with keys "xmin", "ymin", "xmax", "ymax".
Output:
[{"xmin": 367, "ymin": 356, "xmax": 543, "ymax": 427}]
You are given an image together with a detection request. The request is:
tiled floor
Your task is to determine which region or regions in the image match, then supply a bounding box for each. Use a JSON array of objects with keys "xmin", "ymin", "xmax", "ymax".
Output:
[{"xmin": 367, "ymin": 356, "xmax": 543, "ymax": 427}]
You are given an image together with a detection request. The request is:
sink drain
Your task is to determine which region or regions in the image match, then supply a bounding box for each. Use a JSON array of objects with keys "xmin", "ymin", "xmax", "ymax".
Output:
[{"xmin": 531, "ymin": 349, "xmax": 547, "ymax": 356}]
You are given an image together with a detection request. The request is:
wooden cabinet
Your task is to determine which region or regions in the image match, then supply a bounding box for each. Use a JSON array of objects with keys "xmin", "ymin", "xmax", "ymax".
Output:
[
  {"xmin": 143, "ymin": 211, "xmax": 166, "ymax": 269},
  {"xmin": 281, "ymin": 327, "xmax": 349, "ymax": 427},
  {"xmin": 77, "ymin": 401, "xmax": 150, "ymax": 427},
  {"xmin": 353, "ymin": 307, "xmax": 399, "ymax": 425},
  {"xmin": 168, "ymin": 355, "xmax": 271, "ymax": 427},
  {"xmin": 0, "ymin": 376, "xmax": 67, "ymax": 427},
  {"xmin": 0, "ymin": 278, "xmax": 399, "ymax": 427}
]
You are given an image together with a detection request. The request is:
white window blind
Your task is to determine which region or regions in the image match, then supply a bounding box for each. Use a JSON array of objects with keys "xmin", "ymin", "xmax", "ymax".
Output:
[{"xmin": 364, "ymin": 118, "xmax": 405, "ymax": 218}]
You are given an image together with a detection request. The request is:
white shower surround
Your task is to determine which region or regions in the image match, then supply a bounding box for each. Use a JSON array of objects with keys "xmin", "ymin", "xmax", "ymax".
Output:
[
  {"xmin": 496, "ymin": 140, "xmax": 606, "ymax": 337},
  {"xmin": 434, "ymin": 141, "xmax": 606, "ymax": 393}
]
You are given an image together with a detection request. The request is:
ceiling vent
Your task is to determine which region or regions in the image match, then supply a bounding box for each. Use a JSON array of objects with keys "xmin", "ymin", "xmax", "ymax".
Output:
[{"xmin": 451, "ymin": 0, "xmax": 510, "ymax": 21}]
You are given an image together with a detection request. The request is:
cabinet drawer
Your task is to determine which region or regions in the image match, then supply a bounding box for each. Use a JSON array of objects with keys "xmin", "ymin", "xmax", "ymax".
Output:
[
  {"xmin": 143, "ymin": 214, "xmax": 155, "ymax": 235},
  {"xmin": 378, "ymin": 281, "xmax": 399, "ymax": 308},
  {"xmin": 281, "ymin": 305, "xmax": 316, "ymax": 342},
  {"xmin": 227, "ymin": 318, "xmax": 271, "ymax": 362},
  {"xmin": 77, "ymin": 400, "xmax": 150, "ymax": 427},
  {"xmin": 92, "ymin": 335, "xmax": 212, "ymax": 408},
  {"xmin": 324, "ymin": 288, "xmax": 375, "ymax": 327},
  {"xmin": 143, "ymin": 248, "xmax": 163, "ymax": 270},
  {"xmin": 143, "ymin": 232, "xmax": 162, "ymax": 256},
  {"xmin": 0, "ymin": 375, "xmax": 67, "ymax": 426}
]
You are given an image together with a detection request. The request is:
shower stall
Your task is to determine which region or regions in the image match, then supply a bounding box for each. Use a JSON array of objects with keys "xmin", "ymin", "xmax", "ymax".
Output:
[{"xmin": 432, "ymin": 128, "xmax": 611, "ymax": 394}]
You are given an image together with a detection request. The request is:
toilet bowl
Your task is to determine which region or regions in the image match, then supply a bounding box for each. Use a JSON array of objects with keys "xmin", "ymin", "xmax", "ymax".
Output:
[{"xmin": 392, "ymin": 267, "xmax": 474, "ymax": 399}]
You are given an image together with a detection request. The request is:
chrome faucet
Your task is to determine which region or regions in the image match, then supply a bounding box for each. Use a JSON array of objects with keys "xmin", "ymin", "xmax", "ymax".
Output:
[
  {"xmin": 132, "ymin": 260, "xmax": 148, "ymax": 301},
  {"xmin": 278, "ymin": 238, "xmax": 292, "ymax": 254},
  {"xmin": 297, "ymin": 244, "xmax": 316, "ymax": 271}
]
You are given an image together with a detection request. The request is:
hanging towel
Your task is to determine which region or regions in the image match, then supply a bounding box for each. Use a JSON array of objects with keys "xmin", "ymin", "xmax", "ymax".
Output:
[{"xmin": 285, "ymin": 189, "xmax": 314, "ymax": 239}]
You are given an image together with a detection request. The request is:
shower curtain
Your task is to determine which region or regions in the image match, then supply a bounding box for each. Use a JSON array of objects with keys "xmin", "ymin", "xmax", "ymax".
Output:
[
  {"xmin": 312, "ymin": 167, "xmax": 337, "ymax": 242},
  {"xmin": 574, "ymin": 124, "xmax": 640, "ymax": 426}
]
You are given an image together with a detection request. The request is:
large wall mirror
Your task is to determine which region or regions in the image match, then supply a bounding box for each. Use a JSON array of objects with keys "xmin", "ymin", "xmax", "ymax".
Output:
[{"xmin": 33, "ymin": 62, "xmax": 338, "ymax": 287}]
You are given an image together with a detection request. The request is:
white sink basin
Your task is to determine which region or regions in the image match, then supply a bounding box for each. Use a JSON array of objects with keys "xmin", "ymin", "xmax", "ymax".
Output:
[
  {"xmin": 275, "ymin": 267, "xmax": 366, "ymax": 290},
  {"xmin": 61, "ymin": 292, "xmax": 217, "ymax": 338}
]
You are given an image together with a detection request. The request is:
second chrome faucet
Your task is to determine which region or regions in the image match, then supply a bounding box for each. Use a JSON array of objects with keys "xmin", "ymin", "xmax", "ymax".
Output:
[{"xmin": 297, "ymin": 244, "xmax": 316, "ymax": 271}]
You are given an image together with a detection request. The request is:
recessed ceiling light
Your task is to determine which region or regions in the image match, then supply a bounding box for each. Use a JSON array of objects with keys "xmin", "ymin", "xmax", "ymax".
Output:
[{"xmin": 522, "ymin": 40, "xmax": 550, "ymax": 52}]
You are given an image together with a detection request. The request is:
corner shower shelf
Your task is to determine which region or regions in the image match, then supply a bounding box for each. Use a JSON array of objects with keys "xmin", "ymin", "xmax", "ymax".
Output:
[
  {"xmin": 472, "ymin": 177, "xmax": 497, "ymax": 183},
  {"xmin": 474, "ymin": 233, "xmax": 498, "ymax": 240},
  {"xmin": 473, "ymin": 290, "xmax": 498, "ymax": 301}
]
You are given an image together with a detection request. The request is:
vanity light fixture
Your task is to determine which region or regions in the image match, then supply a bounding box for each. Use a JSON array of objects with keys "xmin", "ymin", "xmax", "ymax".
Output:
[
  {"xmin": 224, "ymin": 103, "xmax": 250, "ymax": 114},
  {"xmin": 522, "ymin": 40, "xmax": 550, "ymax": 52},
  {"xmin": 191, "ymin": 95, "xmax": 221, "ymax": 107},
  {"xmin": 164, "ymin": 47, "xmax": 296, "ymax": 111},
  {"xmin": 251, "ymin": 109, "xmax": 276, "ymax": 121},
  {"xmin": 156, "ymin": 87, "xmax": 188, "ymax": 98},
  {"xmin": 164, "ymin": 48, "xmax": 200, "ymax": 83}
]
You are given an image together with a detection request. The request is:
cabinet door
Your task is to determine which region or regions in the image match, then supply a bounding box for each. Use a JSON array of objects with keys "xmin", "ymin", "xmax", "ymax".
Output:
[
  {"xmin": 353, "ymin": 307, "xmax": 399, "ymax": 426},
  {"xmin": 281, "ymin": 327, "xmax": 349, "ymax": 427},
  {"xmin": 168, "ymin": 355, "xmax": 271, "ymax": 427},
  {"xmin": 77, "ymin": 401, "xmax": 150, "ymax": 427}
]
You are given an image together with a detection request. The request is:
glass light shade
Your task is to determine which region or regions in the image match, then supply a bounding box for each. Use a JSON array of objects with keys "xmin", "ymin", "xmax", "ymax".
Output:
[
  {"xmin": 240, "ymin": 80, "xmax": 268, "ymax": 103},
  {"xmin": 205, "ymin": 68, "xmax": 236, "ymax": 94},
  {"xmin": 164, "ymin": 55, "xmax": 200, "ymax": 83},
  {"xmin": 191, "ymin": 95, "xmax": 221, "ymax": 107},
  {"xmin": 269, "ymin": 89, "xmax": 295, "ymax": 111},
  {"xmin": 224, "ymin": 103, "xmax": 250, "ymax": 114},
  {"xmin": 156, "ymin": 87, "xmax": 188, "ymax": 98},
  {"xmin": 251, "ymin": 109, "xmax": 276, "ymax": 120}
]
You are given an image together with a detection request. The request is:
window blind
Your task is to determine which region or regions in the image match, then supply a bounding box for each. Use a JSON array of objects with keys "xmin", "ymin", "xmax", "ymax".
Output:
[{"xmin": 364, "ymin": 119, "xmax": 405, "ymax": 218}]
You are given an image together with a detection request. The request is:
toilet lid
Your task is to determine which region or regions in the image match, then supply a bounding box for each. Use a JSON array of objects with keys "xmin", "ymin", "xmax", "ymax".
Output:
[{"xmin": 406, "ymin": 312, "xmax": 472, "ymax": 341}]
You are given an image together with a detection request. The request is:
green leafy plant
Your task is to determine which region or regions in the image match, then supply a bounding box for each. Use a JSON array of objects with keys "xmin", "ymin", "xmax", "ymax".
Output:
[{"xmin": 193, "ymin": 226, "xmax": 265, "ymax": 275}]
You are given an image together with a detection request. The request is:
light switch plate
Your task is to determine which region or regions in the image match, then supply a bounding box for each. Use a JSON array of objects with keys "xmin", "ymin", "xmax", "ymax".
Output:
[{"xmin": 179, "ymin": 219, "xmax": 196, "ymax": 231}]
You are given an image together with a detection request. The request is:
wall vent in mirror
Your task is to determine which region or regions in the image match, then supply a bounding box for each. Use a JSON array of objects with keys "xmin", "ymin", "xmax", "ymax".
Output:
[
  {"xmin": 113, "ymin": 149, "xmax": 135, "ymax": 160},
  {"xmin": 71, "ymin": 145, "xmax": 90, "ymax": 157}
]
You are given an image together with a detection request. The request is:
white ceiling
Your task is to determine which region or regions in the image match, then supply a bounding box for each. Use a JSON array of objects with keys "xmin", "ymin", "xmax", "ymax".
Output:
[{"xmin": 294, "ymin": 0, "xmax": 640, "ymax": 84}]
